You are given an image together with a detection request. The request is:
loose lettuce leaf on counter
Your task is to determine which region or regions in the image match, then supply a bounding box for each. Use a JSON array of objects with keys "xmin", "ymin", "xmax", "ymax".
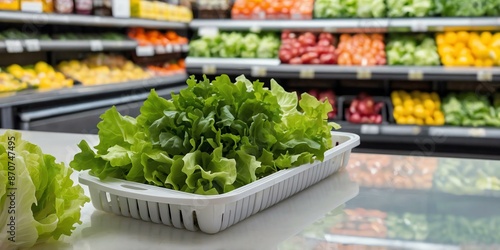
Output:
[
  {"xmin": 0, "ymin": 130, "xmax": 89, "ymax": 249},
  {"xmin": 70, "ymin": 75, "xmax": 339, "ymax": 195}
]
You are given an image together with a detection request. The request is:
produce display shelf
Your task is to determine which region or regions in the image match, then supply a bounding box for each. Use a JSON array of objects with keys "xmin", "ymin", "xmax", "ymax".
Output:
[
  {"xmin": 338, "ymin": 122, "xmax": 500, "ymax": 144},
  {"xmin": 186, "ymin": 58, "xmax": 500, "ymax": 81},
  {"xmin": 322, "ymin": 234, "xmax": 459, "ymax": 250},
  {"xmin": 190, "ymin": 17, "xmax": 500, "ymax": 32},
  {"xmin": 0, "ymin": 73, "xmax": 187, "ymax": 108},
  {"xmin": 0, "ymin": 11, "xmax": 188, "ymax": 29},
  {"xmin": 0, "ymin": 40, "xmax": 190, "ymax": 54},
  {"xmin": 0, "ymin": 40, "xmax": 138, "ymax": 52}
]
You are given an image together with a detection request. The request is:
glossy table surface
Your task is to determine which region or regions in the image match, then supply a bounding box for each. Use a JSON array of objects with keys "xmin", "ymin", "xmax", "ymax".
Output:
[{"xmin": 10, "ymin": 130, "xmax": 500, "ymax": 250}]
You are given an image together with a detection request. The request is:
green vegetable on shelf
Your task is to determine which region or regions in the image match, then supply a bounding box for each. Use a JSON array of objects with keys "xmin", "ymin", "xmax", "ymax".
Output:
[
  {"xmin": 70, "ymin": 75, "xmax": 339, "ymax": 195},
  {"xmin": 386, "ymin": 34, "xmax": 440, "ymax": 66},
  {"xmin": 442, "ymin": 92, "xmax": 500, "ymax": 127},
  {"xmin": 189, "ymin": 32, "xmax": 280, "ymax": 59},
  {"xmin": 313, "ymin": 0, "xmax": 385, "ymax": 18},
  {"xmin": 0, "ymin": 130, "xmax": 89, "ymax": 249},
  {"xmin": 439, "ymin": 0, "xmax": 496, "ymax": 17},
  {"xmin": 387, "ymin": 0, "xmax": 435, "ymax": 17}
]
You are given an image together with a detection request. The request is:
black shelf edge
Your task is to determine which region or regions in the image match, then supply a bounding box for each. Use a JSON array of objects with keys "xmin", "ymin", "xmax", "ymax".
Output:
[
  {"xmin": 190, "ymin": 17, "xmax": 500, "ymax": 32},
  {"xmin": 0, "ymin": 11, "xmax": 188, "ymax": 29},
  {"xmin": 185, "ymin": 58, "xmax": 500, "ymax": 81},
  {"xmin": 0, "ymin": 73, "xmax": 188, "ymax": 107}
]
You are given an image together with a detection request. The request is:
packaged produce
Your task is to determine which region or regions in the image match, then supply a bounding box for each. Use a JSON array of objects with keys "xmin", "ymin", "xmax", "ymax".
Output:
[
  {"xmin": 337, "ymin": 34, "xmax": 386, "ymax": 66},
  {"xmin": 0, "ymin": 130, "xmax": 89, "ymax": 249},
  {"xmin": 54, "ymin": 0, "xmax": 73, "ymax": 13},
  {"xmin": 386, "ymin": 34, "xmax": 440, "ymax": 66},
  {"xmin": 346, "ymin": 154, "xmax": 436, "ymax": 189},
  {"xmin": 345, "ymin": 93, "xmax": 384, "ymax": 124},
  {"xmin": 232, "ymin": 0, "xmax": 314, "ymax": 20},
  {"xmin": 304, "ymin": 88, "xmax": 337, "ymax": 119},
  {"xmin": 189, "ymin": 32, "xmax": 280, "ymax": 58},
  {"xmin": 195, "ymin": 0, "xmax": 230, "ymax": 19},
  {"xmin": 386, "ymin": 0, "xmax": 436, "ymax": 17},
  {"xmin": 313, "ymin": 0, "xmax": 386, "ymax": 18},
  {"xmin": 0, "ymin": 0, "xmax": 20, "ymax": 10},
  {"xmin": 442, "ymin": 92, "xmax": 500, "ymax": 127},
  {"xmin": 279, "ymin": 31, "xmax": 337, "ymax": 64},
  {"xmin": 6, "ymin": 62, "xmax": 73, "ymax": 90},
  {"xmin": 70, "ymin": 74, "xmax": 339, "ymax": 195},
  {"xmin": 330, "ymin": 208, "xmax": 387, "ymax": 238},
  {"xmin": 43, "ymin": 0, "xmax": 53, "ymax": 12},
  {"xmin": 128, "ymin": 28, "xmax": 188, "ymax": 46},
  {"xmin": 74, "ymin": 0, "xmax": 92, "ymax": 14},
  {"xmin": 92, "ymin": 0, "xmax": 111, "ymax": 16},
  {"xmin": 57, "ymin": 54, "xmax": 151, "ymax": 86},
  {"xmin": 437, "ymin": 31, "xmax": 500, "ymax": 67},
  {"xmin": 131, "ymin": 0, "xmax": 192, "ymax": 22},
  {"xmin": 392, "ymin": 90, "xmax": 444, "ymax": 126}
]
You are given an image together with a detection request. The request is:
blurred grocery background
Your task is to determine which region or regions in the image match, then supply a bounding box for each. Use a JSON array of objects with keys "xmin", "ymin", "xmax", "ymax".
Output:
[{"xmin": 0, "ymin": 0, "xmax": 499, "ymax": 158}]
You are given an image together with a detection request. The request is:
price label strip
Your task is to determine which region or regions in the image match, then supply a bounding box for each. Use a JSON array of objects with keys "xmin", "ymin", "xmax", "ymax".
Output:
[
  {"xmin": 251, "ymin": 66, "xmax": 267, "ymax": 77},
  {"xmin": 136, "ymin": 46, "xmax": 155, "ymax": 57},
  {"xmin": 198, "ymin": 27, "xmax": 219, "ymax": 37},
  {"xmin": 5, "ymin": 40, "xmax": 23, "ymax": 53},
  {"xmin": 323, "ymin": 27, "xmax": 337, "ymax": 33},
  {"xmin": 299, "ymin": 68, "xmax": 315, "ymax": 79},
  {"xmin": 477, "ymin": 71, "xmax": 493, "ymax": 82},
  {"xmin": 250, "ymin": 25, "xmax": 262, "ymax": 33},
  {"xmin": 24, "ymin": 39, "xmax": 41, "ymax": 52},
  {"xmin": 360, "ymin": 125, "xmax": 380, "ymax": 135},
  {"xmin": 202, "ymin": 65, "xmax": 217, "ymax": 75},
  {"xmin": 468, "ymin": 128, "xmax": 486, "ymax": 137},
  {"xmin": 90, "ymin": 40, "xmax": 104, "ymax": 52},
  {"xmin": 155, "ymin": 45, "xmax": 166, "ymax": 54},
  {"xmin": 411, "ymin": 21, "xmax": 428, "ymax": 32},
  {"xmin": 182, "ymin": 44, "xmax": 189, "ymax": 52},
  {"xmin": 165, "ymin": 44, "xmax": 173, "ymax": 53},
  {"xmin": 408, "ymin": 69, "xmax": 423, "ymax": 80},
  {"xmin": 173, "ymin": 45, "xmax": 181, "ymax": 52},
  {"xmin": 356, "ymin": 68, "xmax": 372, "ymax": 80}
]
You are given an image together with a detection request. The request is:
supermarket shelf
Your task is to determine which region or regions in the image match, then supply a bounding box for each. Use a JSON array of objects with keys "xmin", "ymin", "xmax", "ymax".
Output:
[
  {"xmin": 323, "ymin": 234, "xmax": 459, "ymax": 250},
  {"xmin": 190, "ymin": 17, "xmax": 500, "ymax": 32},
  {"xmin": 0, "ymin": 40, "xmax": 189, "ymax": 54},
  {"xmin": 0, "ymin": 40, "xmax": 137, "ymax": 52},
  {"xmin": 186, "ymin": 58, "xmax": 500, "ymax": 81},
  {"xmin": 0, "ymin": 73, "xmax": 187, "ymax": 108},
  {"xmin": 338, "ymin": 122, "xmax": 500, "ymax": 143},
  {"xmin": 0, "ymin": 11, "xmax": 187, "ymax": 29}
]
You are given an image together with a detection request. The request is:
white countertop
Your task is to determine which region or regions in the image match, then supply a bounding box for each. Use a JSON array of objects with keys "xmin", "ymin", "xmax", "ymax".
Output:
[{"xmin": 12, "ymin": 130, "xmax": 359, "ymax": 250}]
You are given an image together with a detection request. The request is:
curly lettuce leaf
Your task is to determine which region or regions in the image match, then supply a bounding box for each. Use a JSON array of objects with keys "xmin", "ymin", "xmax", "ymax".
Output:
[{"xmin": 1, "ymin": 130, "xmax": 89, "ymax": 249}]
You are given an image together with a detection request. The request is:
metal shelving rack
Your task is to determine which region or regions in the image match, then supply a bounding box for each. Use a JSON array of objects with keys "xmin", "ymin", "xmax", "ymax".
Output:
[{"xmin": 0, "ymin": 12, "xmax": 190, "ymax": 132}]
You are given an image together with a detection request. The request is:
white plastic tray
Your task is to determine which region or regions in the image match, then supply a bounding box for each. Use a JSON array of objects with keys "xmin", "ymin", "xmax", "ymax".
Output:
[{"xmin": 79, "ymin": 131, "xmax": 360, "ymax": 234}]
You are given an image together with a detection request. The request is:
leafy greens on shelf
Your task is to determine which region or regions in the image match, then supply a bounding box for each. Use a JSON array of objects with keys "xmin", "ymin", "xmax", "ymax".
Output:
[{"xmin": 70, "ymin": 75, "xmax": 339, "ymax": 195}]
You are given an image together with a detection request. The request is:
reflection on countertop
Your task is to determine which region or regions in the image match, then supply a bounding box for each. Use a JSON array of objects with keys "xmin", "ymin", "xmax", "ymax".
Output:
[
  {"xmin": 32, "ymin": 170, "xmax": 358, "ymax": 250},
  {"xmin": 283, "ymin": 154, "xmax": 500, "ymax": 249}
]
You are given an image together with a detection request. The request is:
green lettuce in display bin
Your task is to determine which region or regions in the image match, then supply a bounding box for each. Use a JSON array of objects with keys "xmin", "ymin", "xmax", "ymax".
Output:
[
  {"xmin": 313, "ymin": 0, "xmax": 385, "ymax": 18},
  {"xmin": 70, "ymin": 75, "xmax": 339, "ymax": 195},
  {"xmin": 0, "ymin": 130, "xmax": 89, "ymax": 249},
  {"xmin": 189, "ymin": 32, "xmax": 280, "ymax": 59}
]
